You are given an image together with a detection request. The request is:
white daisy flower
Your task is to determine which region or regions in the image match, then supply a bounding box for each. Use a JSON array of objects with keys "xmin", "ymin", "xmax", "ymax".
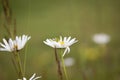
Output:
[
  {"xmin": 0, "ymin": 35, "xmax": 31, "ymax": 52},
  {"xmin": 92, "ymin": 33, "xmax": 110, "ymax": 44},
  {"xmin": 43, "ymin": 36, "xmax": 78, "ymax": 57},
  {"xmin": 17, "ymin": 73, "xmax": 41, "ymax": 80}
]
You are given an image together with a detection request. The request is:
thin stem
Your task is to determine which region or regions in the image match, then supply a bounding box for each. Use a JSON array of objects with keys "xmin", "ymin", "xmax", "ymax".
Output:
[
  {"xmin": 54, "ymin": 48, "xmax": 63, "ymax": 80},
  {"xmin": 23, "ymin": 46, "xmax": 28, "ymax": 76},
  {"xmin": 11, "ymin": 53, "xmax": 19, "ymax": 76},
  {"xmin": 14, "ymin": 51, "xmax": 24, "ymax": 78},
  {"xmin": 2, "ymin": 0, "xmax": 14, "ymax": 38},
  {"xmin": 2, "ymin": 0, "xmax": 12, "ymax": 24},
  {"xmin": 61, "ymin": 56, "xmax": 69, "ymax": 80},
  {"xmin": 17, "ymin": 52, "xmax": 24, "ymax": 78}
]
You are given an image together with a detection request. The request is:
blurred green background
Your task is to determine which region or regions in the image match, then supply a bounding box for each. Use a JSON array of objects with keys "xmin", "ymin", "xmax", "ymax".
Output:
[{"xmin": 0, "ymin": 0, "xmax": 120, "ymax": 80}]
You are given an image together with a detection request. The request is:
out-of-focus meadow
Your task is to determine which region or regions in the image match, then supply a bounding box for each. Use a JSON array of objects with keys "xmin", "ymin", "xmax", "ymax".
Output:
[{"xmin": 0, "ymin": 0, "xmax": 120, "ymax": 80}]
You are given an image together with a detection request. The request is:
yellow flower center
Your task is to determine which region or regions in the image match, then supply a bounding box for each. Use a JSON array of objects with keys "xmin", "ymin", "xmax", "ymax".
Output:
[
  {"xmin": 54, "ymin": 38, "xmax": 65, "ymax": 45},
  {"xmin": 59, "ymin": 41, "xmax": 64, "ymax": 45}
]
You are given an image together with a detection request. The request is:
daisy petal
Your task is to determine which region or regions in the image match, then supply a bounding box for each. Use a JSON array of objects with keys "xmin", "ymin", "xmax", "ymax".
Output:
[{"xmin": 29, "ymin": 73, "xmax": 36, "ymax": 80}]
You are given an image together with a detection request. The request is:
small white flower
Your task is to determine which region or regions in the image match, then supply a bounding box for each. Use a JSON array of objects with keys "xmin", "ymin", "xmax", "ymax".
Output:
[
  {"xmin": 92, "ymin": 33, "xmax": 110, "ymax": 44},
  {"xmin": 43, "ymin": 36, "xmax": 78, "ymax": 57},
  {"xmin": 64, "ymin": 57, "xmax": 75, "ymax": 67},
  {"xmin": 0, "ymin": 35, "xmax": 31, "ymax": 52},
  {"xmin": 17, "ymin": 73, "xmax": 41, "ymax": 80}
]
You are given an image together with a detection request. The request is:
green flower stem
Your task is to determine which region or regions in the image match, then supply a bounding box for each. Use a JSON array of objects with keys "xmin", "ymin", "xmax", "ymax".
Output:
[
  {"xmin": 61, "ymin": 56, "xmax": 69, "ymax": 80},
  {"xmin": 11, "ymin": 54, "xmax": 19, "ymax": 76},
  {"xmin": 14, "ymin": 51, "xmax": 24, "ymax": 78},
  {"xmin": 23, "ymin": 46, "xmax": 27, "ymax": 76},
  {"xmin": 61, "ymin": 55, "xmax": 69, "ymax": 80}
]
